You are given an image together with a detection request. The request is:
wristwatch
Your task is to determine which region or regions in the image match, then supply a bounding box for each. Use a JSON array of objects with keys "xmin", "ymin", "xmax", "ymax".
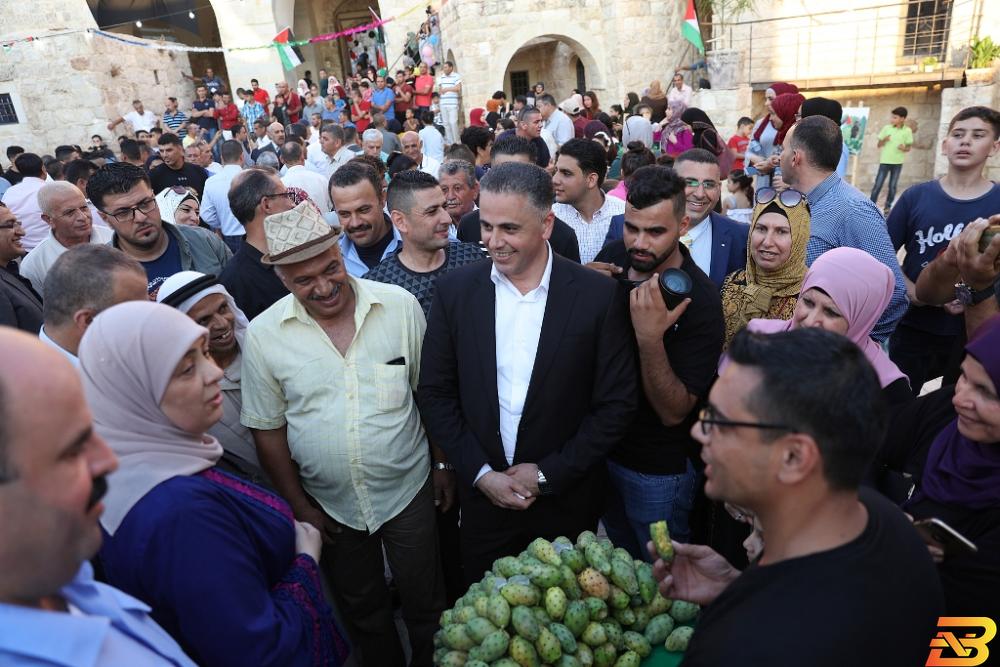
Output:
[
  {"xmin": 432, "ymin": 461, "xmax": 455, "ymax": 472},
  {"xmin": 955, "ymin": 281, "xmax": 996, "ymax": 306},
  {"xmin": 536, "ymin": 468, "xmax": 552, "ymax": 496}
]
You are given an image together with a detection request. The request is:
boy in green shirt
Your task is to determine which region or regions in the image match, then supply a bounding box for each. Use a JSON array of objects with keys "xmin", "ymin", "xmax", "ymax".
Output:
[{"xmin": 870, "ymin": 106, "xmax": 914, "ymax": 212}]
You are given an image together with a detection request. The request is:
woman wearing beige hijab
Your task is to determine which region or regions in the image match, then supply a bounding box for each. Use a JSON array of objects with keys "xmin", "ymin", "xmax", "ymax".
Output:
[{"xmin": 80, "ymin": 301, "xmax": 349, "ymax": 667}]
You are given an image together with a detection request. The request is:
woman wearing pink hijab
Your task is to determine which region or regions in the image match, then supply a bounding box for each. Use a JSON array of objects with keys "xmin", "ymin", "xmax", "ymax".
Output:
[{"xmin": 747, "ymin": 246, "xmax": 911, "ymax": 404}]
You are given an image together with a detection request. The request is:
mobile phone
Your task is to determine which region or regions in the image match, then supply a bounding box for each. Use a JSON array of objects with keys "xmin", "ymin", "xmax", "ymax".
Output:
[
  {"xmin": 978, "ymin": 224, "xmax": 1000, "ymax": 253},
  {"xmin": 914, "ymin": 517, "xmax": 978, "ymax": 556}
]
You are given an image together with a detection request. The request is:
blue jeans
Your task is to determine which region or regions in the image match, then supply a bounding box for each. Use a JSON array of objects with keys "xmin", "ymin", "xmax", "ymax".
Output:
[
  {"xmin": 870, "ymin": 163, "xmax": 902, "ymax": 208},
  {"xmin": 603, "ymin": 459, "xmax": 697, "ymax": 561}
]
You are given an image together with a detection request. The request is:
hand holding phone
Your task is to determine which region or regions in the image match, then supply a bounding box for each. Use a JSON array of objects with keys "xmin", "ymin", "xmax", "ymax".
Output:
[{"xmin": 914, "ymin": 517, "xmax": 977, "ymax": 557}]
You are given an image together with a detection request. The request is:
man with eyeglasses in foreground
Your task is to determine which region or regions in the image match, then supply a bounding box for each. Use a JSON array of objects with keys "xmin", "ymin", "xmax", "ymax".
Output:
[
  {"xmin": 0, "ymin": 202, "xmax": 43, "ymax": 332},
  {"xmin": 87, "ymin": 163, "xmax": 230, "ymax": 298},
  {"xmin": 650, "ymin": 327, "xmax": 943, "ymax": 667}
]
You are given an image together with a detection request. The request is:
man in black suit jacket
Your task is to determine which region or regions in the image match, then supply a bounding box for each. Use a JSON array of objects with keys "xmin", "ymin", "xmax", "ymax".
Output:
[
  {"xmin": 0, "ymin": 205, "xmax": 43, "ymax": 333},
  {"xmin": 418, "ymin": 162, "xmax": 637, "ymax": 581}
]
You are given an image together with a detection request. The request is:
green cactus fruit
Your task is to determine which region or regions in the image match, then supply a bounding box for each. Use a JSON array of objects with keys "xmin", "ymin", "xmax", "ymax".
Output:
[
  {"xmin": 611, "ymin": 548, "xmax": 633, "ymax": 564},
  {"xmin": 664, "ymin": 625, "xmax": 694, "ymax": 652},
  {"xmin": 554, "ymin": 535, "xmax": 574, "ymax": 548},
  {"xmin": 576, "ymin": 643, "xmax": 594, "ymax": 666},
  {"xmin": 669, "ymin": 600, "xmax": 700, "ymax": 623},
  {"xmin": 466, "ymin": 660, "xmax": 489, "ymax": 667},
  {"xmin": 531, "ymin": 606, "xmax": 551, "ymax": 626},
  {"xmin": 548, "ymin": 622, "xmax": 579, "ymax": 654},
  {"xmin": 509, "ymin": 635, "xmax": 541, "ymax": 667},
  {"xmin": 598, "ymin": 538, "xmax": 614, "ymax": 558},
  {"xmin": 646, "ymin": 592, "xmax": 672, "ymax": 616},
  {"xmin": 544, "ymin": 586, "xmax": 568, "ymax": 621},
  {"xmin": 601, "ymin": 621, "xmax": 623, "ymax": 651},
  {"xmin": 487, "ymin": 593, "xmax": 511, "ymax": 629},
  {"xmin": 511, "ymin": 605, "xmax": 541, "ymax": 642},
  {"xmin": 496, "ymin": 556, "xmax": 522, "ymax": 578},
  {"xmin": 630, "ymin": 608, "xmax": 650, "ymax": 633},
  {"xmin": 560, "ymin": 547, "xmax": 587, "ymax": 573},
  {"xmin": 613, "ymin": 650, "xmax": 641, "ymax": 667},
  {"xmin": 501, "ymin": 582, "xmax": 540, "ymax": 607},
  {"xmin": 560, "ymin": 565, "xmax": 583, "ymax": 600},
  {"xmin": 519, "ymin": 554, "xmax": 543, "ymax": 569},
  {"xmin": 466, "ymin": 617, "xmax": 497, "ymax": 644},
  {"xmin": 493, "ymin": 660, "xmax": 520, "ymax": 667},
  {"xmin": 576, "ymin": 530, "xmax": 598, "ymax": 550},
  {"xmin": 527, "ymin": 562, "xmax": 563, "ymax": 589},
  {"xmin": 555, "ymin": 655, "xmax": 583, "ymax": 667},
  {"xmin": 593, "ymin": 642, "xmax": 617, "ymax": 667},
  {"xmin": 622, "ymin": 631, "xmax": 652, "ymax": 658},
  {"xmin": 458, "ymin": 605, "xmax": 480, "ymax": 624},
  {"xmin": 564, "ymin": 600, "xmax": 589, "ymax": 637},
  {"xmin": 584, "ymin": 596, "xmax": 608, "ymax": 621},
  {"xmin": 528, "ymin": 537, "xmax": 562, "ymax": 567},
  {"xmin": 477, "ymin": 628, "xmax": 510, "ymax": 662},
  {"xmin": 609, "ymin": 558, "xmax": 639, "ymax": 597},
  {"xmin": 634, "ymin": 562, "xmax": 657, "ymax": 604},
  {"xmin": 508, "ymin": 574, "xmax": 531, "ymax": 587},
  {"xmin": 443, "ymin": 622, "xmax": 477, "ymax": 650},
  {"xmin": 581, "ymin": 622, "xmax": 608, "ymax": 647},
  {"xmin": 607, "ymin": 585, "xmax": 630, "ymax": 610},
  {"xmin": 611, "ymin": 607, "xmax": 635, "ymax": 627},
  {"xmin": 433, "ymin": 646, "xmax": 449, "ymax": 664},
  {"xmin": 439, "ymin": 649, "xmax": 467, "ymax": 666},
  {"xmin": 473, "ymin": 596, "xmax": 489, "ymax": 618},
  {"xmin": 440, "ymin": 609, "xmax": 455, "ymax": 627},
  {"xmin": 584, "ymin": 542, "xmax": 612, "ymax": 575},
  {"xmin": 649, "ymin": 521, "xmax": 674, "ymax": 562},
  {"xmin": 577, "ymin": 568, "xmax": 610, "ymax": 600},
  {"xmin": 536, "ymin": 626, "xmax": 563, "ymax": 663},
  {"xmin": 643, "ymin": 613, "xmax": 675, "ymax": 645}
]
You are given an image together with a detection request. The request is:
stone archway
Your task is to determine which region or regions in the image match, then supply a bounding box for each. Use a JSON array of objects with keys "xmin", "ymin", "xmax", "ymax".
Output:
[{"xmin": 494, "ymin": 27, "xmax": 606, "ymax": 104}]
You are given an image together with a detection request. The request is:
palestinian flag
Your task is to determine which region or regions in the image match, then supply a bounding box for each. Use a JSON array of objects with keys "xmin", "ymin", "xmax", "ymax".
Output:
[
  {"xmin": 682, "ymin": 0, "xmax": 704, "ymax": 53},
  {"xmin": 273, "ymin": 27, "xmax": 304, "ymax": 71}
]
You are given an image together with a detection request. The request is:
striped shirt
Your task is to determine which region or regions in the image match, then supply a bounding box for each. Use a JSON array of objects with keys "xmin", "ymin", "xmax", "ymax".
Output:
[
  {"xmin": 240, "ymin": 101, "xmax": 266, "ymax": 127},
  {"xmin": 805, "ymin": 173, "xmax": 907, "ymax": 342},
  {"xmin": 162, "ymin": 111, "xmax": 188, "ymax": 137},
  {"xmin": 437, "ymin": 72, "xmax": 462, "ymax": 107}
]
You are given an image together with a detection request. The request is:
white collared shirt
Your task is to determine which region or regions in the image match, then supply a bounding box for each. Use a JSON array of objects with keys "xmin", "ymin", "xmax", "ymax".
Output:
[
  {"xmin": 200, "ymin": 164, "xmax": 247, "ymax": 237},
  {"xmin": 419, "ymin": 154, "xmax": 442, "ymax": 178},
  {"xmin": 282, "ymin": 164, "xmax": 333, "ymax": 213},
  {"xmin": 475, "ymin": 244, "xmax": 554, "ymax": 484},
  {"xmin": 39, "ymin": 326, "xmax": 79, "ymax": 367},
  {"xmin": 20, "ymin": 225, "xmax": 115, "ymax": 297},
  {"xmin": 1, "ymin": 176, "xmax": 48, "ymax": 251},
  {"xmin": 684, "ymin": 216, "xmax": 713, "ymax": 276},
  {"xmin": 552, "ymin": 194, "xmax": 626, "ymax": 264}
]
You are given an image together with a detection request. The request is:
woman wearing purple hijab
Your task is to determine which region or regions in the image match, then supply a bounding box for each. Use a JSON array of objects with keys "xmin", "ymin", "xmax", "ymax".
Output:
[{"xmin": 877, "ymin": 314, "xmax": 1000, "ymax": 617}]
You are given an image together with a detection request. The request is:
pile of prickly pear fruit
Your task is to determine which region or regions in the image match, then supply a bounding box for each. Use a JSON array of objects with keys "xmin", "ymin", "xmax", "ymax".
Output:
[{"xmin": 433, "ymin": 531, "xmax": 699, "ymax": 666}]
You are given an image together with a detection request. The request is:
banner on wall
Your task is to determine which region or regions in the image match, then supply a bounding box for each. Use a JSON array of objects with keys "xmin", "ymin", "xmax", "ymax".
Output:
[{"xmin": 841, "ymin": 107, "xmax": 870, "ymax": 156}]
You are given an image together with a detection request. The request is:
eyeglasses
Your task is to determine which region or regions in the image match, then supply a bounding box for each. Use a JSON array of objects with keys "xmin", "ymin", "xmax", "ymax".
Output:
[
  {"xmin": 683, "ymin": 177, "xmax": 720, "ymax": 191},
  {"xmin": 0, "ymin": 220, "xmax": 23, "ymax": 231},
  {"xmin": 755, "ymin": 187, "xmax": 808, "ymax": 209},
  {"xmin": 262, "ymin": 192, "xmax": 295, "ymax": 203},
  {"xmin": 100, "ymin": 197, "xmax": 158, "ymax": 224},
  {"xmin": 697, "ymin": 405, "xmax": 795, "ymax": 436}
]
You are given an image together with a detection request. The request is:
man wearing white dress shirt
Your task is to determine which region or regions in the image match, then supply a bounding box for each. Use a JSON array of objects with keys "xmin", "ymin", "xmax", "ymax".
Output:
[
  {"xmin": 417, "ymin": 161, "xmax": 637, "ymax": 578},
  {"xmin": 201, "ymin": 140, "xmax": 248, "ymax": 253},
  {"xmin": 667, "ymin": 73, "xmax": 693, "ymax": 107},
  {"xmin": 309, "ymin": 125, "xmax": 355, "ymax": 180},
  {"xmin": 38, "ymin": 244, "xmax": 148, "ymax": 365},
  {"xmin": 401, "ymin": 131, "xmax": 442, "ymax": 179},
  {"xmin": 281, "ymin": 142, "xmax": 333, "ymax": 213},
  {"xmin": 537, "ymin": 94, "xmax": 574, "ymax": 148},
  {"xmin": 0, "ymin": 153, "xmax": 49, "ymax": 251},
  {"xmin": 21, "ymin": 182, "xmax": 114, "ymax": 298}
]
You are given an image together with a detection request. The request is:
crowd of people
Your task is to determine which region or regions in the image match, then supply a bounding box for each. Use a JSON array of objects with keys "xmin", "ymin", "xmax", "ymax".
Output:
[{"xmin": 0, "ymin": 61, "xmax": 998, "ymax": 667}]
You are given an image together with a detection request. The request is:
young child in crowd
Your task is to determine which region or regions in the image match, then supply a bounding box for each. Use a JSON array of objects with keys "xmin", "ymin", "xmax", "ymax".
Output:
[
  {"xmin": 728, "ymin": 116, "xmax": 754, "ymax": 171},
  {"xmin": 723, "ymin": 168, "xmax": 754, "ymax": 215}
]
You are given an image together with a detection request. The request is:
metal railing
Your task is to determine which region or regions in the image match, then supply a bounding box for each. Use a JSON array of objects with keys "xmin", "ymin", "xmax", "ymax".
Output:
[{"xmin": 704, "ymin": 0, "xmax": 982, "ymax": 87}]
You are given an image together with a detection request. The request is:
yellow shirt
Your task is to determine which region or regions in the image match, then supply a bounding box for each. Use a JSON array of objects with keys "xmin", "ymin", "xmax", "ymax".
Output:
[{"xmin": 240, "ymin": 276, "xmax": 430, "ymax": 531}]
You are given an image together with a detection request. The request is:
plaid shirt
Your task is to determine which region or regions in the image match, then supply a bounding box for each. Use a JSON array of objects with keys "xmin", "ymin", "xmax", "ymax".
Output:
[{"xmin": 240, "ymin": 101, "xmax": 266, "ymax": 127}]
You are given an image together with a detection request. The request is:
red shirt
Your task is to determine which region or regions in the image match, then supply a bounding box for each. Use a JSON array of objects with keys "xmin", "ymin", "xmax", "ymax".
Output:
[
  {"xmin": 414, "ymin": 75, "xmax": 434, "ymax": 108},
  {"xmin": 286, "ymin": 92, "xmax": 302, "ymax": 123},
  {"xmin": 252, "ymin": 89, "xmax": 270, "ymax": 114},
  {"xmin": 214, "ymin": 103, "xmax": 239, "ymax": 130},
  {"xmin": 352, "ymin": 100, "xmax": 372, "ymax": 133},
  {"xmin": 394, "ymin": 83, "xmax": 415, "ymax": 116},
  {"xmin": 728, "ymin": 134, "xmax": 749, "ymax": 171}
]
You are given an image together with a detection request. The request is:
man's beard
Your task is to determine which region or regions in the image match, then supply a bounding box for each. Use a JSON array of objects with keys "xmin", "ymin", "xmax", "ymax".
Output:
[{"xmin": 628, "ymin": 240, "xmax": 677, "ymax": 273}]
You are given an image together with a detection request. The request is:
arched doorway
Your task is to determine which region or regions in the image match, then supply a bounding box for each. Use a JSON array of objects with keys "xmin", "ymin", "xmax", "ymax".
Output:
[
  {"xmin": 87, "ymin": 0, "xmax": 226, "ymax": 85},
  {"xmin": 500, "ymin": 33, "xmax": 604, "ymax": 104},
  {"xmin": 291, "ymin": 0, "xmax": 385, "ymax": 82}
]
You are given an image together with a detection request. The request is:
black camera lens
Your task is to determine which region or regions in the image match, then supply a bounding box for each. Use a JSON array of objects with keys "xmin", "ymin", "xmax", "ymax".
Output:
[{"xmin": 658, "ymin": 268, "xmax": 693, "ymax": 310}]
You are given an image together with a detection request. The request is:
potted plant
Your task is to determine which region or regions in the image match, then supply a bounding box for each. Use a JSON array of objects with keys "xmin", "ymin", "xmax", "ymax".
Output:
[
  {"xmin": 922, "ymin": 56, "xmax": 939, "ymax": 73},
  {"xmin": 966, "ymin": 36, "xmax": 1000, "ymax": 85}
]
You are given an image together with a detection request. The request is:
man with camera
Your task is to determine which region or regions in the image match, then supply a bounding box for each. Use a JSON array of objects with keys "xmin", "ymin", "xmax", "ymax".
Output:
[{"xmin": 591, "ymin": 165, "xmax": 725, "ymax": 559}]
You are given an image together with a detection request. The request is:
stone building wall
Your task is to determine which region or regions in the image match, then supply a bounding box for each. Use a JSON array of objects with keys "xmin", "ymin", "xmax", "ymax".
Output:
[{"xmin": 503, "ymin": 40, "xmax": 578, "ymax": 105}]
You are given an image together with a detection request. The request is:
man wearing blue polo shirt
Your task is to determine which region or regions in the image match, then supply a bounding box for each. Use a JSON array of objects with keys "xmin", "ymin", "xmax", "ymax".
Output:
[{"xmin": 370, "ymin": 75, "xmax": 397, "ymax": 123}]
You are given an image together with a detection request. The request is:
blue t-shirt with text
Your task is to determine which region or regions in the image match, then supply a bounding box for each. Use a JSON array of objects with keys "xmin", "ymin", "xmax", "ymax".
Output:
[{"xmin": 141, "ymin": 230, "xmax": 183, "ymax": 298}]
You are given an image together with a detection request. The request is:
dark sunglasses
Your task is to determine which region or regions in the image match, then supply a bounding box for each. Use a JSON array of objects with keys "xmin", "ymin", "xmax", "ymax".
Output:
[{"xmin": 755, "ymin": 187, "xmax": 808, "ymax": 209}]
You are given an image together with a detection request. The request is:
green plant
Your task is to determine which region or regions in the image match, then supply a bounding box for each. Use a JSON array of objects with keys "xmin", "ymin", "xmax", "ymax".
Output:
[
  {"xmin": 969, "ymin": 36, "xmax": 1000, "ymax": 69},
  {"xmin": 922, "ymin": 56, "xmax": 938, "ymax": 67}
]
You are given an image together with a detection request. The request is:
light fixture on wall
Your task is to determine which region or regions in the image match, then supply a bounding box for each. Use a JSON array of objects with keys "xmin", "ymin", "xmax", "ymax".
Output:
[
  {"xmin": 188, "ymin": 11, "xmax": 195, "ymax": 19},
  {"xmin": 135, "ymin": 20, "xmax": 143, "ymax": 27}
]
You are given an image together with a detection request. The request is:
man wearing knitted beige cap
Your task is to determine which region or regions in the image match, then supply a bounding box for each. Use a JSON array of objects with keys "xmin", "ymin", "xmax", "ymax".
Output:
[{"xmin": 240, "ymin": 201, "xmax": 445, "ymax": 667}]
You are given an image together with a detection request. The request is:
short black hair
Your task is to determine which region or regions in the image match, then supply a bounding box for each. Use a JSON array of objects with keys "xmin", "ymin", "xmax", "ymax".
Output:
[
  {"xmin": 491, "ymin": 134, "xmax": 536, "ymax": 162},
  {"xmin": 621, "ymin": 142, "xmax": 656, "ymax": 179},
  {"xmin": 55, "ymin": 145, "xmax": 79, "ymax": 161},
  {"xmin": 14, "ymin": 153, "xmax": 44, "ymax": 178},
  {"xmin": 329, "ymin": 161, "xmax": 382, "ymax": 200},
  {"xmin": 64, "ymin": 159, "xmax": 98, "ymax": 185},
  {"xmin": 891, "ymin": 106, "xmax": 908, "ymax": 118},
  {"xmin": 321, "ymin": 124, "xmax": 345, "ymax": 143},
  {"xmin": 387, "ymin": 153, "xmax": 417, "ymax": 179},
  {"xmin": 421, "ymin": 110, "xmax": 436, "ymax": 125},
  {"xmin": 626, "ymin": 165, "xmax": 687, "ymax": 220},
  {"xmin": 480, "ymin": 161, "xmax": 553, "ymax": 212},
  {"xmin": 43, "ymin": 157, "xmax": 64, "ymax": 181},
  {"xmin": 43, "ymin": 245, "xmax": 145, "ymax": 327},
  {"xmin": 285, "ymin": 123, "xmax": 308, "ymax": 142},
  {"xmin": 443, "ymin": 144, "xmax": 476, "ymax": 164},
  {"xmin": 737, "ymin": 116, "xmax": 754, "ymax": 127},
  {"xmin": 349, "ymin": 154, "xmax": 387, "ymax": 182},
  {"xmin": 674, "ymin": 148, "xmax": 720, "ymax": 168},
  {"xmin": 120, "ymin": 139, "xmax": 142, "ymax": 162},
  {"xmin": 728, "ymin": 327, "xmax": 887, "ymax": 491},
  {"xmin": 517, "ymin": 106, "xmax": 541, "ymax": 123},
  {"xmin": 387, "ymin": 169, "xmax": 440, "ymax": 215},
  {"xmin": 86, "ymin": 162, "xmax": 151, "ymax": 209},
  {"xmin": 536, "ymin": 93, "xmax": 556, "ymax": 108},
  {"xmin": 228, "ymin": 168, "xmax": 278, "ymax": 224},
  {"xmin": 461, "ymin": 126, "xmax": 492, "ymax": 154},
  {"xmin": 280, "ymin": 141, "xmax": 304, "ymax": 164},
  {"xmin": 220, "ymin": 140, "xmax": 244, "ymax": 164},
  {"xmin": 947, "ymin": 105, "xmax": 1000, "ymax": 139},
  {"xmin": 6, "ymin": 146, "xmax": 24, "ymax": 160},
  {"xmin": 158, "ymin": 133, "xmax": 183, "ymax": 148},
  {"xmin": 514, "ymin": 95, "xmax": 527, "ymax": 106},
  {"xmin": 786, "ymin": 115, "xmax": 842, "ymax": 172},
  {"xmin": 556, "ymin": 138, "xmax": 608, "ymax": 186}
]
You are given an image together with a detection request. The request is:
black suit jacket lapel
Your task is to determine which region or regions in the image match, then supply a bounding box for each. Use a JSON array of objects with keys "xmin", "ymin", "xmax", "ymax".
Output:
[
  {"xmin": 470, "ymin": 270, "xmax": 501, "ymax": 430},
  {"xmin": 523, "ymin": 257, "xmax": 575, "ymax": 412},
  {"xmin": 0, "ymin": 268, "xmax": 41, "ymax": 307}
]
